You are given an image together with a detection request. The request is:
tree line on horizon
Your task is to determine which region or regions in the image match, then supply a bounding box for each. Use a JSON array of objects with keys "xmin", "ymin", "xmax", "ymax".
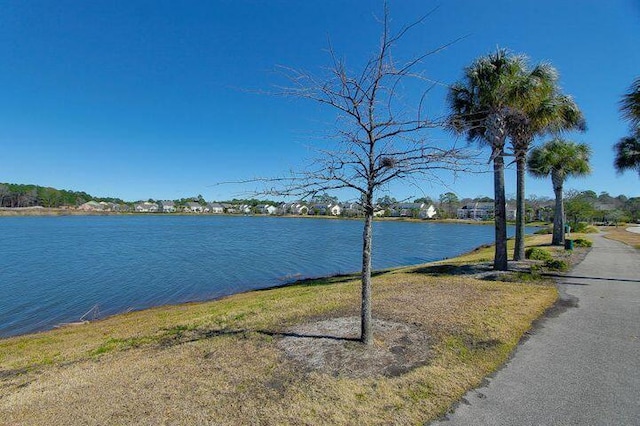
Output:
[
  {"xmin": 4, "ymin": 181, "xmax": 637, "ymax": 224},
  {"xmin": 0, "ymin": 184, "xmax": 279, "ymax": 211}
]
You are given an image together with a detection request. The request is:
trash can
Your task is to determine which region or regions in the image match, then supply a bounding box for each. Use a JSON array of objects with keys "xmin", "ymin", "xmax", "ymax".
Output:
[{"xmin": 564, "ymin": 239, "xmax": 574, "ymax": 250}]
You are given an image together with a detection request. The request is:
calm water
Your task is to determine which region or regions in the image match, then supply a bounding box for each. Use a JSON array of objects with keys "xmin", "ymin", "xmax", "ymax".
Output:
[{"xmin": 0, "ymin": 216, "xmax": 526, "ymax": 338}]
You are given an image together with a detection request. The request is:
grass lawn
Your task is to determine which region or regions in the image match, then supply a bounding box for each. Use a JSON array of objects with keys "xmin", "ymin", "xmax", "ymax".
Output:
[
  {"xmin": 601, "ymin": 225, "xmax": 640, "ymax": 249},
  {"xmin": 0, "ymin": 234, "xmax": 565, "ymax": 425}
]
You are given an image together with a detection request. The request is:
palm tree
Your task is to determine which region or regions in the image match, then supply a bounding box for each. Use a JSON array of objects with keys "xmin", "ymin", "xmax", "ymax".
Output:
[
  {"xmin": 448, "ymin": 49, "xmax": 529, "ymax": 270},
  {"xmin": 620, "ymin": 77, "xmax": 640, "ymax": 128},
  {"xmin": 507, "ymin": 64, "xmax": 586, "ymax": 260},
  {"xmin": 614, "ymin": 77, "xmax": 640, "ymax": 177},
  {"xmin": 527, "ymin": 138, "xmax": 592, "ymax": 246},
  {"xmin": 613, "ymin": 134, "xmax": 640, "ymax": 177}
]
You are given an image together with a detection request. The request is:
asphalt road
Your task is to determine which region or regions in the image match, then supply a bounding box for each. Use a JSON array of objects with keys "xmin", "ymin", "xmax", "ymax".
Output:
[{"xmin": 434, "ymin": 233, "xmax": 640, "ymax": 426}]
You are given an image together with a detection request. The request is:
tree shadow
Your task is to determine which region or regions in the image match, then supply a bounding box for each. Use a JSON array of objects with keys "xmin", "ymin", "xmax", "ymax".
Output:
[
  {"xmin": 257, "ymin": 330, "xmax": 360, "ymax": 343},
  {"xmin": 545, "ymin": 273, "xmax": 640, "ymax": 284},
  {"xmin": 253, "ymin": 270, "xmax": 389, "ymax": 292},
  {"xmin": 408, "ymin": 263, "xmax": 490, "ymax": 276},
  {"xmin": 159, "ymin": 326, "xmax": 360, "ymax": 348}
]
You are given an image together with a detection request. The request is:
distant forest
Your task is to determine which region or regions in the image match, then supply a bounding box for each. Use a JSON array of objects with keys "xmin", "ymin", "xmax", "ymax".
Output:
[
  {"xmin": 0, "ymin": 183, "xmax": 278, "ymax": 209},
  {"xmin": 0, "ymin": 183, "xmax": 125, "ymax": 208}
]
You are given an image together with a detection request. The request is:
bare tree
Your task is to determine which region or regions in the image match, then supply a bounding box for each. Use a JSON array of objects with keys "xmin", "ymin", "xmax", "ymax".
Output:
[{"xmin": 240, "ymin": 8, "xmax": 475, "ymax": 345}]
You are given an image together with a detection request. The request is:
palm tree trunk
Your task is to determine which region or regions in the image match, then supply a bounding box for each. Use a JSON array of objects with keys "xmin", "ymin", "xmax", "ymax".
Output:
[
  {"xmin": 551, "ymin": 173, "xmax": 564, "ymax": 246},
  {"xmin": 513, "ymin": 155, "xmax": 526, "ymax": 260},
  {"xmin": 494, "ymin": 152, "xmax": 508, "ymax": 270},
  {"xmin": 360, "ymin": 201, "xmax": 374, "ymax": 345}
]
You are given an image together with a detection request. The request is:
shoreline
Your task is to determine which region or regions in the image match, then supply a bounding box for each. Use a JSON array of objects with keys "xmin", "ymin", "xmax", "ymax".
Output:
[
  {"xmin": 0, "ymin": 233, "xmax": 561, "ymax": 424},
  {"xmin": 1, "ymin": 231, "xmax": 526, "ymax": 341}
]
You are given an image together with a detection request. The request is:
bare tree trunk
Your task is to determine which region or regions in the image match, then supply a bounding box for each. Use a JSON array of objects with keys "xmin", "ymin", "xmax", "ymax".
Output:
[
  {"xmin": 360, "ymin": 200, "xmax": 374, "ymax": 346},
  {"xmin": 494, "ymin": 153, "xmax": 508, "ymax": 270},
  {"xmin": 552, "ymin": 173, "xmax": 565, "ymax": 246},
  {"xmin": 513, "ymin": 155, "xmax": 526, "ymax": 260}
]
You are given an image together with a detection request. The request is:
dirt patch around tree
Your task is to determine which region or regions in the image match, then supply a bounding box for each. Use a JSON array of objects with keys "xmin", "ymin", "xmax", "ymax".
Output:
[{"xmin": 277, "ymin": 317, "xmax": 432, "ymax": 379}]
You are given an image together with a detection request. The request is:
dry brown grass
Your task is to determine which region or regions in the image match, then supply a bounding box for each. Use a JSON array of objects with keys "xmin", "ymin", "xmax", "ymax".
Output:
[
  {"xmin": 602, "ymin": 226, "xmax": 640, "ymax": 249},
  {"xmin": 0, "ymin": 236, "xmax": 562, "ymax": 425}
]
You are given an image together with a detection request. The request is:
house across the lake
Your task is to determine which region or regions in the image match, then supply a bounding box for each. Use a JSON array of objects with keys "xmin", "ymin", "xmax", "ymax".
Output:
[
  {"xmin": 135, "ymin": 202, "xmax": 159, "ymax": 213},
  {"xmin": 389, "ymin": 203, "xmax": 437, "ymax": 219},
  {"xmin": 457, "ymin": 202, "xmax": 516, "ymax": 220},
  {"xmin": 184, "ymin": 202, "xmax": 204, "ymax": 213},
  {"xmin": 279, "ymin": 203, "xmax": 309, "ymax": 215},
  {"xmin": 310, "ymin": 203, "xmax": 342, "ymax": 216},
  {"xmin": 207, "ymin": 203, "xmax": 225, "ymax": 214},
  {"xmin": 160, "ymin": 200, "xmax": 176, "ymax": 213},
  {"xmin": 256, "ymin": 204, "xmax": 278, "ymax": 215}
]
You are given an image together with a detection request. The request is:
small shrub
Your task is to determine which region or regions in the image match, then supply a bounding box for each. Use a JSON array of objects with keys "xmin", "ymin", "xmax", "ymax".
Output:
[
  {"xmin": 544, "ymin": 259, "xmax": 569, "ymax": 272},
  {"xmin": 569, "ymin": 222, "xmax": 588, "ymax": 233},
  {"xmin": 573, "ymin": 238, "xmax": 592, "ymax": 247},
  {"xmin": 525, "ymin": 247, "xmax": 553, "ymax": 261},
  {"xmin": 530, "ymin": 264, "xmax": 543, "ymax": 277},
  {"xmin": 568, "ymin": 222, "xmax": 598, "ymax": 234}
]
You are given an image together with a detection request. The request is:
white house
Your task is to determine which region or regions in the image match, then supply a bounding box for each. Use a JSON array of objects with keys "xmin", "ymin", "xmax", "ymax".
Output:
[
  {"xmin": 423, "ymin": 204, "xmax": 437, "ymax": 219},
  {"xmin": 457, "ymin": 202, "xmax": 516, "ymax": 220},
  {"xmin": 457, "ymin": 202, "xmax": 493, "ymax": 220},
  {"xmin": 160, "ymin": 200, "xmax": 176, "ymax": 213},
  {"xmin": 283, "ymin": 203, "xmax": 309, "ymax": 215},
  {"xmin": 185, "ymin": 202, "xmax": 204, "ymax": 213},
  {"xmin": 239, "ymin": 204, "xmax": 252, "ymax": 214},
  {"xmin": 309, "ymin": 203, "xmax": 342, "ymax": 216},
  {"xmin": 135, "ymin": 202, "xmax": 159, "ymax": 213},
  {"xmin": 389, "ymin": 203, "xmax": 436, "ymax": 219},
  {"xmin": 256, "ymin": 204, "xmax": 277, "ymax": 215},
  {"xmin": 328, "ymin": 203, "xmax": 342, "ymax": 216},
  {"xmin": 208, "ymin": 203, "xmax": 225, "ymax": 214}
]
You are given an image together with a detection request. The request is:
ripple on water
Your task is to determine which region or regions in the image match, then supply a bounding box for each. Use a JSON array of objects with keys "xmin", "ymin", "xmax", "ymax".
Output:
[{"xmin": 0, "ymin": 216, "xmax": 526, "ymax": 337}]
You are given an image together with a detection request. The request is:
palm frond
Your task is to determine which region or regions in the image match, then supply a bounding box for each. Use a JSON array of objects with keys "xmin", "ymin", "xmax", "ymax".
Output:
[
  {"xmin": 620, "ymin": 77, "xmax": 640, "ymax": 129},
  {"xmin": 613, "ymin": 133, "xmax": 640, "ymax": 176},
  {"xmin": 527, "ymin": 138, "xmax": 592, "ymax": 180}
]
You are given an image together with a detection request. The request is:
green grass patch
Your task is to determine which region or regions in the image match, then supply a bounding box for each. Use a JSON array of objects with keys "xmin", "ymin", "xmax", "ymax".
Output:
[
  {"xmin": 89, "ymin": 336, "xmax": 155, "ymax": 357},
  {"xmin": 573, "ymin": 238, "xmax": 593, "ymax": 248},
  {"xmin": 525, "ymin": 247, "xmax": 553, "ymax": 261},
  {"xmin": 534, "ymin": 226, "xmax": 553, "ymax": 234}
]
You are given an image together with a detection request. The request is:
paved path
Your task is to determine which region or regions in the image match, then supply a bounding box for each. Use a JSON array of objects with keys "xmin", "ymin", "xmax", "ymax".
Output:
[
  {"xmin": 626, "ymin": 225, "xmax": 640, "ymax": 234},
  {"xmin": 434, "ymin": 233, "xmax": 640, "ymax": 425}
]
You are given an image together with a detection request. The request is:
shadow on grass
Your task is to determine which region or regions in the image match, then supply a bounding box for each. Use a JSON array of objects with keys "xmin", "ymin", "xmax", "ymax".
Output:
[
  {"xmin": 408, "ymin": 264, "xmax": 489, "ymax": 276},
  {"xmin": 253, "ymin": 270, "xmax": 389, "ymax": 291},
  {"xmin": 160, "ymin": 326, "xmax": 360, "ymax": 348},
  {"xmin": 258, "ymin": 330, "xmax": 360, "ymax": 343}
]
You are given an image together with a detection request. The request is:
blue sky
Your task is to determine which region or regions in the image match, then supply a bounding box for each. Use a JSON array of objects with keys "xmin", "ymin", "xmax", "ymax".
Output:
[{"xmin": 1, "ymin": 1, "xmax": 638, "ymax": 202}]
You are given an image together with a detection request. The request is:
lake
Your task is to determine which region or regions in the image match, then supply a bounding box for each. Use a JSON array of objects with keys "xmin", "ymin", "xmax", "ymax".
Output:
[{"xmin": 0, "ymin": 216, "xmax": 528, "ymax": 338}]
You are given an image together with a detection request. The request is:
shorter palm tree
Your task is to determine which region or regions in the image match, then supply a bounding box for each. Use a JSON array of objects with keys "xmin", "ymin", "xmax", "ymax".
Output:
[
  {"xmin": 614, "ymin": 77, "xmax": 640, "ymax": 177},
  {"xmin": 528, "ymin": 138, "xmax": 592, "ymax": 246},
  {"xmin": 614, "ymin": 134, "xmax": 640, "ymax": 177},
  {"xmin": 620, "ymin": 77, "xmax": 640, "ymax": 129}
]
